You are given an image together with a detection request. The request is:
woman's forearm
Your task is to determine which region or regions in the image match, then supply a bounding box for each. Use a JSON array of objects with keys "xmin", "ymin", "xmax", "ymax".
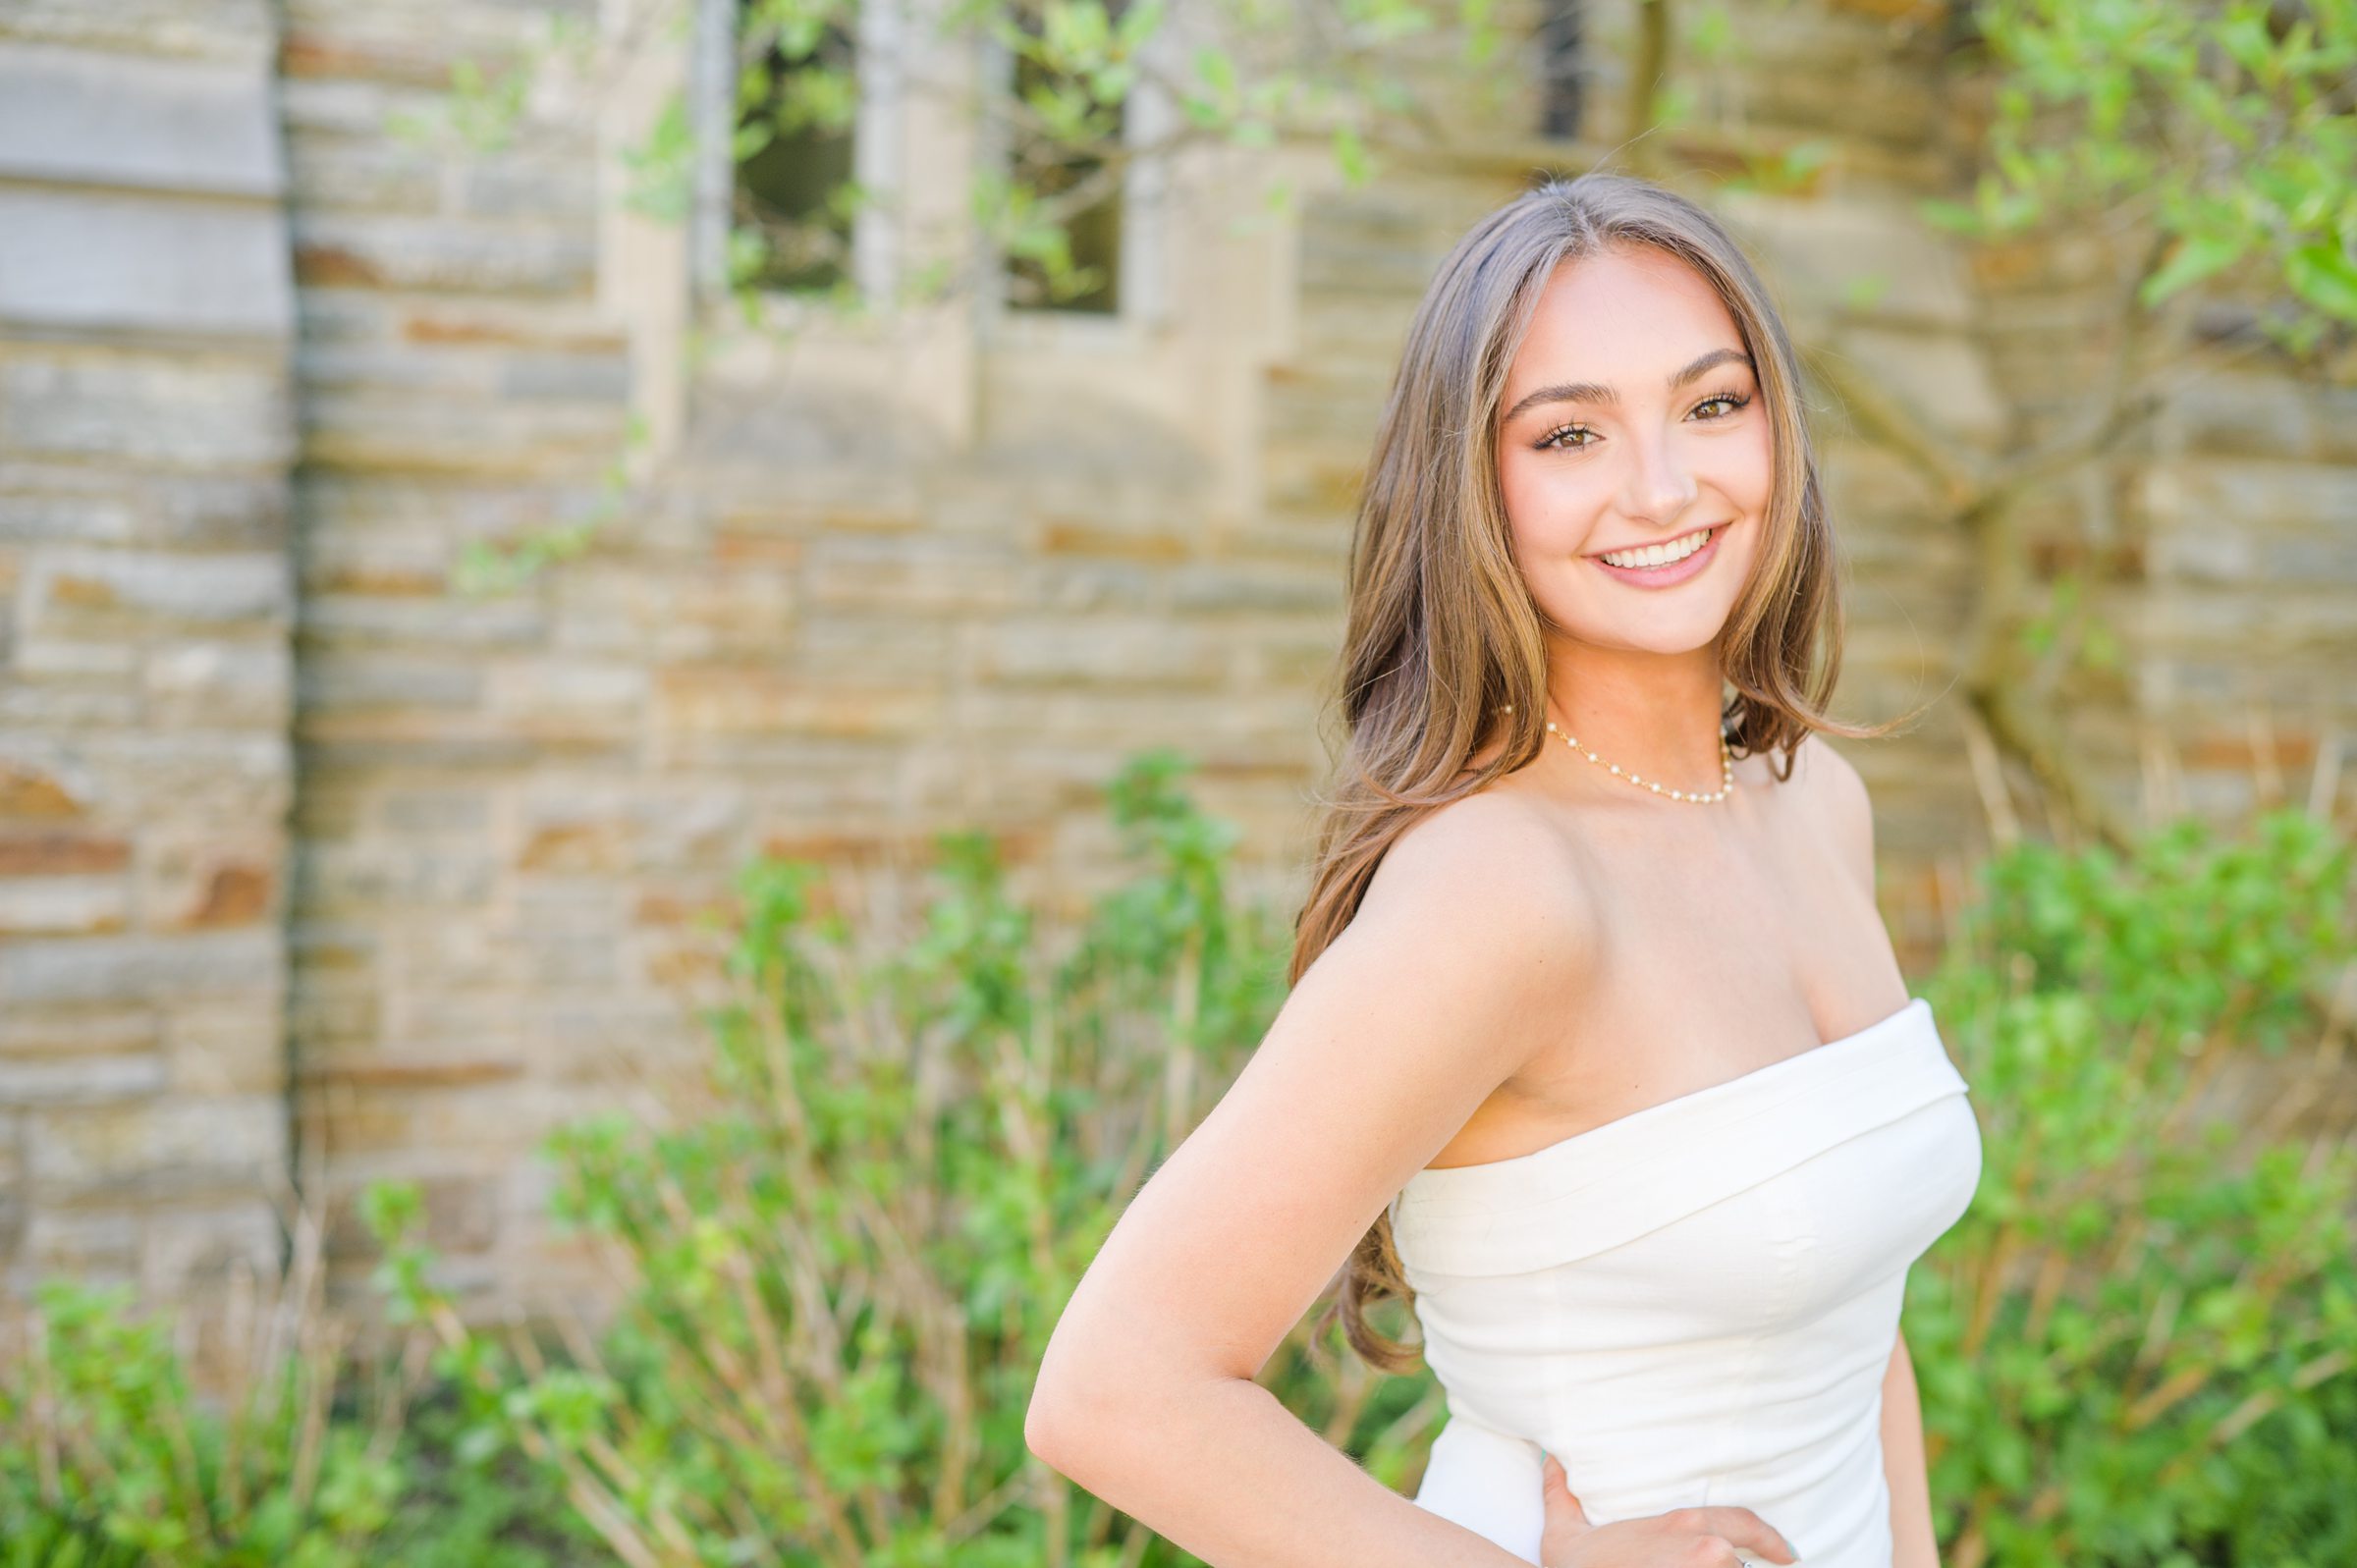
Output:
[
  {"xmin": 1029, "ymin": 1373, "xmax": 1536, "ymax": 1568},
  {"xmin": 1881, "ymin": 1331, "xmax": 1941, "ymax": 1568}
]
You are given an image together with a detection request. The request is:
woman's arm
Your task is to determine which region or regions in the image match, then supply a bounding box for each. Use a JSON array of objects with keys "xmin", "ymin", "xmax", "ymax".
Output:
[
  {"xmin": 1881, "ymin": 1329, "xmax": 1941, "ymax": 1568},
  {"xmin": 1025, "ymin": 795, "xmax": 1597, "ymax": 1568},
  {"xmin": 1027, "ymin": 1373, "xmax": 1543, "ymax": 1567},
  {"xmin": 1806, "ymin": 740, "xmax": 1943, "ymax": 1565}
]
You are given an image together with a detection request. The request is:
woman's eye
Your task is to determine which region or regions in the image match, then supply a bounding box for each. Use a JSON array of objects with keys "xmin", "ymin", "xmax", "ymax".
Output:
[{"xmin": 1532, "ymin": 390, "xmax": 1751, "ymax": 453}]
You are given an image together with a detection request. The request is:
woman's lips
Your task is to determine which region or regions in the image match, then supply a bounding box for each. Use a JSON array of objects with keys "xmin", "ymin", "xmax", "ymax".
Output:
[{"xmin": 1589, "ymin": 522, "xmax": 1726, "ymax": 588}]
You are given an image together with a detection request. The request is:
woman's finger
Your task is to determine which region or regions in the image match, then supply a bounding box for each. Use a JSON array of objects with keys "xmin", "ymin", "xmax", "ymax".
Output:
[
  {"xmin": 1536, "ymin": 1453, "xmax": 1594, "ymax": 1568},
  {"xmin": 1693, "ymin": 1505, "xmax": 1797, "ymax": 1564},
  {"xmin": 1540, "ymin": 1455, "xmax": 1575, "ymax": 1495}
]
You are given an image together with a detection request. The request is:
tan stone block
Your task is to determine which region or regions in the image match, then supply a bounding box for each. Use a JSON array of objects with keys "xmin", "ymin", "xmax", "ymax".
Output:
[
  {"xmin": 789, "ymin": 614, "xmax": 957, "ymax": 685},
  {"xmin": 642, "ymin": 937, "xmax": 726, "ymax": 991},
  {"xmin": 1224, "ymin": 623, "xmax": 1344, "ymax": 687},
  {"xmin": 19, "ymin": 1207, "xmax": 139, "ymax": 1280},
  {"xmin": 142, "ymin": 638, "xmax": 292, "ymax": 730},
  {"xmin": 0, "ymin": 929, "xmax": 278, "ymax": 1007},
  {"xmin": 0, "ymin": 1004, "xmax": 158, "ymax": 1058},
  {"xmin": 140, "ymin": 828, "xmax": 281, "ymax": 930},
  {"xmin": 4, "ymin": 350, "xmax": 288, "ymax": 470},
  {"xmin": 710, "ymin": 529, "xmax": 803, "ymax": 566},
  {"xmin": 975, "ymin": 616, "xmax": 1224, "ymax": 690},
  {"xmin": 0, "ymin": 761, "xmax": 90, "ymax": 819},
  {"xmin": 11, "ymin": 631, "xmax": 138, "ymax": 674},
  {"xmin": 1012, "ymin": 556, "xmax": 1163, "ymax": 613},
  {"xmin": 480, "ymin": 658, "xmax": 644, "ymax": 748},
  {"xmin": 0, "ymin": 1054, "xmax": 166, "ymax": 1106},
  {"xmin": 1218, "ymin": 514, "xmax": 1351, "ymax": 568},
  {"xmin": 300, "ymin": 389, "xmax": 628, "ymax": 480},
  {"xmin": 0, "ymin": 683, "xmax": 143, "ymax": 728},
  {"xmin": 291, "ymin": 213, "xmax": 593, "ymax": 297},
  {"xmin": 0, "ymin": 875, "xmax": 131, "ymax": 936},
  {"xmin": 515, "ymin": 818, "xmax": 624, "ymax": 874},
  {"xmin": 627, "ymin": 568, "xmax": 796, "ymax": 660},
  {"xmin": 296, "ymin": 1054, "xmax": 524, "ymax": 1094},
  {"xmin": 802, "ymin": 535, "xmax": 1025, "ymax": 614},
  {"xmin": 1260, "ymin": 446, "xmax": 1367, "ymax": 514},
  {"xmin": 652, "ymin": 663, "xmax": 939, "ymax": 740},
  {"xmin": 164, "ymin": 998, "xmax": 286, "ymax": 1096},
  {"xmin": 1034, "ymin": 518, "xmax": 1190, "ymax": 564},
  {"xmin": 139, "ymin": 1199, "xmax": 281, "ymax": 1299},
  {"xmin": 75, "ymin": 732, "xmax": 292, "ymax": 827},
  {"xmin": 27, "ymin": 1094, "xmax": 282, "ymax": 1195}
]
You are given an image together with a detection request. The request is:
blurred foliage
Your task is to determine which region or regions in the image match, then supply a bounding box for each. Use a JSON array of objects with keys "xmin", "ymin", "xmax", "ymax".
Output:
[
  {"xmin": 361, "ymin": 749, "xmax": 1336, "ymax": 1566},
  {"xmin": 350, "ymin": 762, "xmax": 2357, "ymax": 1568},
  {"xmin": 1, "ymin": 760, "xmax": 2353, "ymax": 1563},
  {"xmin": 1914, "ymin": 805, "xmax": 2357, "ymax": 1568},
  {"xmin": 0, "ymin": 1276, "xmax": 398, "ymax": 1566},
  {"xmin": 1931, "ymin": 0, "xmax": 2357, "ymax": 355},
  {"xmin": 0, "ymin": 1272, "xmax": 598, "ymax": 1566}
]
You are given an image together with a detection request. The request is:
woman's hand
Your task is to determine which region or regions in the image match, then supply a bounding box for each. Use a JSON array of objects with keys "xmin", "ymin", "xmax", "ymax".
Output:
[{"xmin": 1539, "ymin": 1453, "xmax": 1799, "ymax": 1567}]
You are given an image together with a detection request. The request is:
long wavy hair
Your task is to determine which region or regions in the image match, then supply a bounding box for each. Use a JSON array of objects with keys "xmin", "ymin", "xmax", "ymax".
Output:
[{"xmin": 1297, "ymin": 171, "xmax": 1926, "ymax": 1373}]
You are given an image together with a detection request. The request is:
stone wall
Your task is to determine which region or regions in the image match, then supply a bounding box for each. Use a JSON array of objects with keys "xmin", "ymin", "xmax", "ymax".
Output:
[
  {"xmin": 1, "ymin": 0, "xmax": 2350, "ymax": 1314},
  {"xmin": 0, "ymin": 0, "xmax": 297, "ymax": 1298}
]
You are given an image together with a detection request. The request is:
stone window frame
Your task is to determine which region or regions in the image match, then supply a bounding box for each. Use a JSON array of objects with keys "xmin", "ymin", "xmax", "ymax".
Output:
[
  {"xmin": 969, "ymin": 4, "xmax": 1178, "ymax": 347},
  {"xmin": 685, "ymin": 0, "xmax": 1177, "ymax": 343},
  {"xmin": 688, "ymin": 0, "xmax": 908, "ymax": 313}
]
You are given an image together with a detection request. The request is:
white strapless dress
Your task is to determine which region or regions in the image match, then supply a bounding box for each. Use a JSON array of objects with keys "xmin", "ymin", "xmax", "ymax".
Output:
[{"xmin": 1388, "ymin": 996, "xmax": 1981, "ymax": 1568}]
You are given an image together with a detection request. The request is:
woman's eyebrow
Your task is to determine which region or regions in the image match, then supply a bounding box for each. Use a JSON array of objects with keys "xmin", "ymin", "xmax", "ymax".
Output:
[{"xmin": 1501, "ymin": 347, "xmax": 1755, "ymax": 425}]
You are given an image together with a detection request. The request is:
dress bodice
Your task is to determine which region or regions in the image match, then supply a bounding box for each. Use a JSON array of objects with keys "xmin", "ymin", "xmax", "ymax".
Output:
[{"xmin": 1389, "ymin": 996, "xmax": 1982, "ymax": 1567}]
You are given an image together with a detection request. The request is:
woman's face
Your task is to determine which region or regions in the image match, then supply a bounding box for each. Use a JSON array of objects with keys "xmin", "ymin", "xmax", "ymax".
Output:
[{"xmin": 1493, "ymin": 244, "xmax": 1774, "ymax": 659}]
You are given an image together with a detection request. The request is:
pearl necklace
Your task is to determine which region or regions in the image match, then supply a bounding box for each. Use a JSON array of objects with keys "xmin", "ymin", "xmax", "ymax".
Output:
[{"xmin": 1499, "ymin": 704, "xmax": 1738, "ymax": 803}]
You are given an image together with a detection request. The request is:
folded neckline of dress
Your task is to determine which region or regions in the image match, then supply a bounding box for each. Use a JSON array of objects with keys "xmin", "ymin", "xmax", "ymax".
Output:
[
  {"xmin": 1405, "ymin": 995, "xmax": 1934, "ymax": 1184},
  {"xmin": 1387, "ymin": 1000, "xmax": 1974, "ymax": 1275}
]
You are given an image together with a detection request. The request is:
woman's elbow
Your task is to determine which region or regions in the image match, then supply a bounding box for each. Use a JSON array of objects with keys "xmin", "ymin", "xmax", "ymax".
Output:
[
  {"xmin": 1025, "ymin": 1336, "xmax": 1111, "ymax": 1474},
  {"xmin": 1028, "ymin": 1333, "xmax": 1191, "ymax": 1481},
  {"xmin": 1024, "ymin": 1380, "xmax": 1080, "ymax": 1470}
]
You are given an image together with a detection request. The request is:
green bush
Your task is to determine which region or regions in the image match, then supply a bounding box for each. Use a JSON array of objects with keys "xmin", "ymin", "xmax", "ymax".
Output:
[
  {"xmin": 10, "ymin": 754, "xmax": 2346, "ymax": 1567},
  {"xmin": 0, "ymin": 1232, "xmax": 602, "ymax": 1566},
  {"xmin": 366, "ymin": 748, "xmax": 1392, "ymax": 1568},
  {"xmin": 0, "ymin": 1262, "xmax": 405, "ymax": 1567},
  {"xmin": 1913, "ymin": 805, "xmax": 2357, "ymax": 1567},
  {"xmin": 362, "ymin": 771, "xmax": 2357, "ymax": 1568},
  {"xmin": 0, "ymin": 1283, "xmax": 365, "ymax": 1565}
]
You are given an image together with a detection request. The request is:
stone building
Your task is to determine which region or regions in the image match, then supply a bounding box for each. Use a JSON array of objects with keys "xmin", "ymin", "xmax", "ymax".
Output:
[{"xmin": 0, "ymin": 0, "xmax": 2350, "ymax": 1313}]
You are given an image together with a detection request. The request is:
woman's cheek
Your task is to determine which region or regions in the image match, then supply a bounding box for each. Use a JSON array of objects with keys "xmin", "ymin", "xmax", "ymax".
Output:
[{"xmin": 1502, "ymin": 462, "xmax": 1595, "ymax": 557}]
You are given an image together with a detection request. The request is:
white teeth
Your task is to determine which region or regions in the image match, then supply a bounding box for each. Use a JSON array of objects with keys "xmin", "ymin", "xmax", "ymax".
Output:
[{"xmin": 1603, "ymin": 528, "xmax": 1710, "ymax": 569}]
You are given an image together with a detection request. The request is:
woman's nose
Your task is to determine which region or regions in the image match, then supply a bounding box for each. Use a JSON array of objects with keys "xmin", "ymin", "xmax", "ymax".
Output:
[{"xmin": 1622, "ymin": 430, "xmax": 1700, "ymax": 524}]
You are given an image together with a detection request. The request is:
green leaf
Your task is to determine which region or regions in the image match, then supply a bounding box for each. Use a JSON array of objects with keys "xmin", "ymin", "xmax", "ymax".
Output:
[
  {"xmin": 2285, "ymin": 241, "xmax": 2357, "ymax": 322},
  {"xmin": 1332, "ymin": 122, "xmax": 1371, "ymax": 187}
]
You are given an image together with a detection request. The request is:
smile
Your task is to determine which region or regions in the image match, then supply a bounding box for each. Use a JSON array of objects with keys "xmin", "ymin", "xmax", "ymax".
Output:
[
  {"xmin": 1588, "ymin": 522, "xmax": 1727, "ymax": 588},
  {"xmin": 1598, "ymin": 527, "xmax": 1713, "ymax": 568}
]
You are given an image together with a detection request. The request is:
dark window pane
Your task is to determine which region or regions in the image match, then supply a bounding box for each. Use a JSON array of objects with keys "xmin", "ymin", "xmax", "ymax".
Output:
[
  {"xmin": 736, "ymin": 0, "xmax": 858, "ymax": 294},
  {"xmin": 1537, "ymin": 0, "xmax": 1586, "ymax": 141},
  {"xmin": 1004, "ymin": 0, "xmax": 1128, "ymax": 314}
]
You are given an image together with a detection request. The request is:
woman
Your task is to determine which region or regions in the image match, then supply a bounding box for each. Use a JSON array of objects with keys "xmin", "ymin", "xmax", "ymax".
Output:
[{"xmin": 1025, "ymin": 171, "xmax": 1980, "ymax": 1568}]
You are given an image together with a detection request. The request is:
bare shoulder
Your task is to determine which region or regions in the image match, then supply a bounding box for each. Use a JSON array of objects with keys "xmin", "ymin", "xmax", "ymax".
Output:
[
  {"xmin": 1354, "ymin": 786, "xmax": 1601, "ymax": 966},
  {"xmin": 1793, "ymin": 732, "xmax": 1875, "ymax": 896}
]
